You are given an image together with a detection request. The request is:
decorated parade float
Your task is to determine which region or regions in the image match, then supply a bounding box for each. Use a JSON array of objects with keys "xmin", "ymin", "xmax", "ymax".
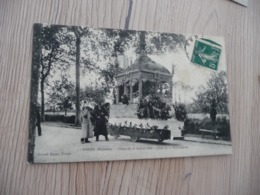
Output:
[{"xmin": 108, "ymin": 55, "xmax": 180, "ymax": 142}]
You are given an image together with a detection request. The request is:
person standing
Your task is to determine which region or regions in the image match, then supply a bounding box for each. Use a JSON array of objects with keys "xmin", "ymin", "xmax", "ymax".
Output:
[
  {"xmin": 122, "ymin": 94, "xmax": 129, "ymax": 105},
  {"xmin": 93, "ymin": 103, "xmax": 110, "ymax": 141},
  {"xmin": 81, "ymin": 107, "xmax": 94, "ymax": 143},
  {"xmin": 210, "ymin": 100, "xmax": 217, "ymax": 123},
  {"xmin": 210, "ymin": 100, "xmax": 218, "ymax": 139},
  {"xmin": 36, "ymin": 106, "xmax": 42, "ymax": 136}
]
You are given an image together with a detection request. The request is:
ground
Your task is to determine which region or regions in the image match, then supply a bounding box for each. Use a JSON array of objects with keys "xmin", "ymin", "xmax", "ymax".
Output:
[{"xmin": 34, "ymin": 122, "xmax": 232, "ymax": 163}]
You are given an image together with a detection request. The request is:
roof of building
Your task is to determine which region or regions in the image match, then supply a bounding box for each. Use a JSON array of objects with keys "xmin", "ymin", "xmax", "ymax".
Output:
[{"xmin": 126, "ymin": 55, "xmax": 171, "ymax": 74}]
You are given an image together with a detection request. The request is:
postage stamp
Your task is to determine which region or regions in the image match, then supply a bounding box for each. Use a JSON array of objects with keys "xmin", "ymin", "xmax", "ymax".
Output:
[{"xmin": 191, "ymin": 38, "xmax": 222, "ymax": 71}]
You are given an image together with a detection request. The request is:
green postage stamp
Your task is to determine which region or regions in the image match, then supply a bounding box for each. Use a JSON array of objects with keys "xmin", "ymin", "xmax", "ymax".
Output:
[{"xmin": 191, "ymin": 38, "xmax": 222, "ymax": 71}]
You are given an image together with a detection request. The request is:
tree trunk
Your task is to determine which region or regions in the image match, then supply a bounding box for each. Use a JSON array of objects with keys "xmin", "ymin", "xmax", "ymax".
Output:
[
  {"xmin": 28, "ymin": 23, "xmax": 42, "ymax": 163},
  {"xmin": 75, "ymin": 37, "xmax": 81, "ymax": 125},
  {"xmin": 40, "ymin": 78, "xmax": 45, "ymax": 121},
  {"xmin": 139, "ymin": 32, "xmax": 146, "ymax": 54}
]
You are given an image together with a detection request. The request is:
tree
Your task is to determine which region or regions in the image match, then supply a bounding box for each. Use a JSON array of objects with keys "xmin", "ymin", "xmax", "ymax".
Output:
[
  {"xmin": 67, "ymin": 27, "xmax": 119, "ymax": 124},
  {"xmin": 39, "ymin": 25, "xmax": 75, "ymax": 121},
  {"xmin": 70, "ymin": 26, "xmax": 90, "ymax": 125},
  {"xmin": 81, "ymin": 86, "xmax": 106, "ymax": 105},
  {"xmin": 28, "ymin": 23, "xmax": 42, "ymax": 163},
  {"xmin": 81, "ymin": 28, "xmax": 138, "ymax": 104},
  {"xmin": 39, "ymin": 25, "xmax": 61, "ymax": 121},
  {"xmin": 99, "ymin": 63, "xmax": 124, "ymax": 103},
  {"xmin": 193, "ymin": 71, "xmax": 228, "ymax": 114},
  {"xmin": 138, "ymin": 31, "xmax": 186, "ymax": 55},
  {"xmin": 47, "ymin": 77, "xmax": 75, "ymax": 115},
  {"xmin": 58, "ymin": 27, "xmax": 118, "ymax": 123},
  {"xmin": 172, "ymin": 103, "xmax": 187, "ymax": 121}
]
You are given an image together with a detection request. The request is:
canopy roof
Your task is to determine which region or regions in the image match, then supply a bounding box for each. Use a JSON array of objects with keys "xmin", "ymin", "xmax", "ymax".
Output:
[
  {"xmin": 125, "ymin": 55, "xmax": 171, "ymax": 74},
  {"xmin": 115, "ymin": 55, "xmax": 172, "ymax": 86}
]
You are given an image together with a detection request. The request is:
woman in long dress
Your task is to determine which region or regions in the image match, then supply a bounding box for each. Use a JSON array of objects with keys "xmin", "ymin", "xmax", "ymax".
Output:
[{"xmin": 81, "ymin": 107, "xmax": 94, "ymax": 143}]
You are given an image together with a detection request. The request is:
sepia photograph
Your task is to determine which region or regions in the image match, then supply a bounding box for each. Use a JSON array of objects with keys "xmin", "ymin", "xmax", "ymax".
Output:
[{"xmin": 28, "ymin": 23, "xmax": 232, "ymax": 163}]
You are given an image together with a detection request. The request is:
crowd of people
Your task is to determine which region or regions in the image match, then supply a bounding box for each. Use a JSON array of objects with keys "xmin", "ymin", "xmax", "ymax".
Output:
[
  {"xmin": 120, "ymin": 93, "xmax": 171, "ymax": 120},
  {"xmin": 81, "ymin": 102, "xmax": 110, "ymax": 143},
  {"xmin": 137, "ymin": 96, "xmax": 171, "ymax": 120}
]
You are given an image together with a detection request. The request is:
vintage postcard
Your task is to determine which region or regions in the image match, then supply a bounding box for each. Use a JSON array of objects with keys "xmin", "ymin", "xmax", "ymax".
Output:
[
  {"xmin": 28, "ymin": 23, "xmax": 232, "ymax": 163},
  {"xmin": 232, "ymin": 0, "xmax": 248, "ymax": 6}
]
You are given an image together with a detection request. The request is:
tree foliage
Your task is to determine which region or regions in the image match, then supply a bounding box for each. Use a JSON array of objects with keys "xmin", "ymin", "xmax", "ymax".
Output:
[
  {"xmin": 39, "ymin": 25, "xmax": 60, "ymax": 120},
  {"xmin": 99, "ymin": 63, "xmax": 124, "ymax": 102},
  {"xmin": 40, "ymin": 26, "xmax": 74, "ymax": 83},
  {"xmin": 139, "ymin": 31, "xmax": 186, "ymax": 55},
  {"xmin": 47, "ymin": 77, "xmax": 75, "ymax": 115},
  {"xmin": 193, "ymin": 71, "xmax": 228, "ymax": 114},
  {"xmin": 81, "ymin": 86, "xmax": 106, "ymax": 105},
  {"xmin": 173, "ymin": 103, "xmax": 187, "ymax": 121},
  {"xmin": 40, "ymin": 25, "xmax": 75, "ymax": 120}
]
